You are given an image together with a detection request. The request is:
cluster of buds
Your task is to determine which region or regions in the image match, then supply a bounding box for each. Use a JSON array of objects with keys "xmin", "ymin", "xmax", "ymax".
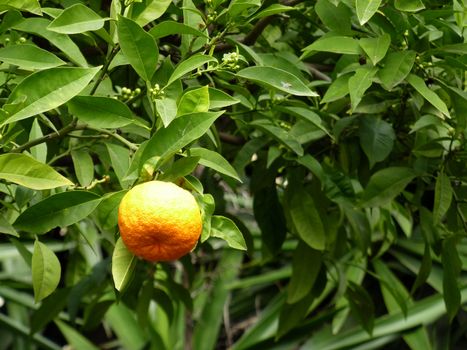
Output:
[
  {"xmin": 149, "ymin": 83, "xmax": 165, "ymax": 101},
  {"xmin": 119, "ymin": 87, "xmax": 141, "ymax": 101},
  {"xmin": 207, "ymin": 10, "xmax": 217, "ymax": 22},
  {"xmin": 221, "ymin": 52, "xmax": 241, "ymax": 70},
  {"xmin": 4, "ymin": 37, "xmax": 26, "ymax": 45}
]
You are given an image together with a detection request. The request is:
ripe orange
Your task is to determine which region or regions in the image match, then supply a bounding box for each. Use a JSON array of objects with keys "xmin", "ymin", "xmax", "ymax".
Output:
[{"xmin": 117, "ymin": 181, "xmax": 202, "ymax": 261}]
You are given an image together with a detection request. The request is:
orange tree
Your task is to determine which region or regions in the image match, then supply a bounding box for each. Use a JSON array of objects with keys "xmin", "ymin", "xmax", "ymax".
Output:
[{"xmin": 1, "ymin": 0, "xmax": 467, "ymax": 349}]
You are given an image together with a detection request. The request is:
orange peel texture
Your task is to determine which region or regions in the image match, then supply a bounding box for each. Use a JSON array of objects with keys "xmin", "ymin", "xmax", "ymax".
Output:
[{"xmin": 117, "ymin": 181, "xmax": 202, "ymax": 261}]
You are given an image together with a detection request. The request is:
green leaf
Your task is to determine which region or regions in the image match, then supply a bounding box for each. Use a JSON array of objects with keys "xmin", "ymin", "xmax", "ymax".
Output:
[
  {"xmin": 96, "ymin": 191, "xmax": 127, "ymax": 230},
  {"xmin": 0, "ymin": 154, "xmax": 73, "ymax": 190},
  {"xmin": 278, "ymin": 106, "xmax": 330, "ymax": 137},
  {"xmin": 167, "ymin": 54, "xmax": 217, "ymax": 86},
  {"xmin": 315, "ymin": 0, "xmax": 352, "ymax": 34},
  {"xmin": 0, "ymin": 214, "xmax": 19, "ymax": 237},
  {"xmin": 177, "ymin": 86, "xmax": 210, "ymax": 116},
  {"xmin": 155, "ymin": 97, "xmax": 178, "ymax": 127},
  {"xmin": 208, "ymin": 88, "xmax": 240, "ymax": 109},
  {"xmin": 32, "ymin": 240, "xmax": 61, "ymax": 303},
  {"xmin": 210, "ymin": 216, "xmax": 247, "ymax": 250},
  {"xmin": 321, "ymin": 74, "xmax": 351, "ymax": 103},
  {"xmin": 55, "ymin": 320, "xmax": 99, "ymax": 350},
  {"xmin": 379, "ymin": 51, "xmax": 416, "ymax": 90},
  {"xmin": 29, "ymin": 119, "xmax": 47, "ymax": 163},
  {"xmin": 410, "ymin": 244, "xmax": 432, "ymax": 294},
  {"xmin": 442, "ymin": 237, "xmax": 461, "ymax": 322},
  {"xmin": 287, "ymin": 242, "xmax": 322, "ymax": 303},
  {"xmin": 249, "ymin": 4, "xmax": 295, "ymax": 21},
  {"xmin": 112, "ymin": 237, "xmax": 137, "ymax": 292},
  {"xmin": 359, "ymin": 33, "xmax": 391, "ymax": 65},
  {"xmin": 47, "ymin": 4, "xmax": 107, "ymax": 34},
  {"xmin": 433, "ymin": 172, "xmax": 453, "ymax": 225},
  {"xmin": 359, "ymin": 116, "xmax": 395, "ymax": 168},
  {"xmin": 31, "ymin": 288, "xmax": 69, "ymax": 334},
  {"xmin": 356, "ymin": 0, "xmax": 382, "ymax": 25},
  {"xmin": 199, "ymin": 194, "xmax": 215, "ymax": 242},
  {"xmin": 395, "ymin": 0, "xmax": 425, "ymax": 12},
  {"xmin": 347, "ymin": 281, "xmax": 375, "ymax": 335},
  {"xmin": 140, "ymin": 111, "xmax": 223, "ymax": 169},
  {"xmin": 106, "ymin": 144, "xmax": 131, "ymax": 189},
  {"xmin": 0, "ymin": 44, "xmax": 65, "ymax": 70},
  {"xmin": 130, "ymin": 0, "xmax": 172, "ymax": 26},
  {"xmin": 118, "ymin": 15, "xmax": 158, "ymax": 82},
  {"xmin": 14, "ymin": 191, "xmax": 101, "ymax": 234},
  {"xmin": 148, "ymin": 20, "xmax": 207, "ymax": 39},
  {"xmin": 250, "ymin": 119, "xmax": 303, "ymax": 156},
  {"xmin": 13, "ymin": 18, "xmax": 88, "ymax": 67},
  {"xmin": 160, "ymin": 156, "xmax": 200, "ymax": 182},
  {"xmin": 0, "ymin": 0, "xmax": 41, "ymax": 15},
  {"xmin": 287, "ymin": 186, "xmax": 326, "ymax": 250},
  {"xmin": 71, "ymin": 150, "xmax": 94, "ymax": 187},
  {"xmin": 349, "ymin": 67, "xmax": 377, "ymax": 111},
  {"xmin": 189, "ymin": 148, "xmax": 240, "ymax": 181},
  {"xmin": 302, "ymin": 36, "xmax": 362, "ymax": 56},
  {"xmin": 237, "ymin": 66, "xmax": 318, "ymax": 96},
  {"xmin": 361, "ymin": 167, "xmax": 416, "ymax": 207},
  {"xmin": 68, "ymin": 96, "xmax": 135, "ymax": 128},
  {"xmin": 406, "ymin": 74, "xmax": 451, "ymax": 119},
  {"xmin": 228, "ymin": 0, "xmax": 261, "ymax": 18},
  {"xmin": 2, "ymin": 66, "xmax": 100, "ymax": 126}
]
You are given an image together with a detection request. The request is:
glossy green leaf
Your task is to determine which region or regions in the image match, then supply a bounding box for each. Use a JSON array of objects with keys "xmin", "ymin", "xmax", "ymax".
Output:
[
  {"xmin": 395, "ymin": 0, "xmax": 425, "ymax": 12},
  {"xmin": 287, "ymin": 187, "xmax": 326, "ymax": 250},
  {"xmin": 29, "ymin": 119, "xmax": 47, "ymax": 163},
  {"xmin": 315, "ymin": 0, "xmax": 352, "ymax": 34},
  {"xmin": 71, "ymin": 150, "xmax": 94, "ymax": 187},
  {"xmin": 106, "ymin": 144, "xmax": 131, "ymax": 189},
  {"xmin": 0, "ymin": 154, "xmax": 73, "ymax": 190},
  {"xmin": 359, "ymin": 34, "xmax": 391, "ymax": 65},
  {"xmin": 237, "ymin": 66, "xmax": 318, "ymax": 96},
  {"xmin": 13, "ymin": 18, "xmax": 88, "ymax": 67},
  {"xmin": 96, "ymin": 191, "xmax": 127, "ymax": 230},
  {"xmin": 0, "ymin": 214, "xmax": 19, "ymax": 237},
  {"xmin": 55, "ymin": 320, "xmax": 99, "ymax": 350},
  {"xmin": 177, "ymin": 86, "xmax": 210, "ymax": 116},
  {"xmin": 0, "ymin": 44, "xmax": 65, "ymax": 70},
  {"xmin": 130, "ymin": 0, "xmax": 172, "ymax": 26},
  {"xmin": 118, "ymin": 15, "xmax": 158, "ymax": 81},
  {"xmin": 287, "ymin": 242, "xmax": 322, "ymax": 303},
  {"xmin": 167, "ymin": 54, "xmax": 217, "ymax": 86},
  {"xmin": 406, "ymin": 74, "xmax": 450, "ymax": 119},
  {"xmin": 160, "ymin": 156, "xmax": 200, "ymax": 182},
  {"xmin": 112, "ymin": 237, "xmax": 137, "ymax": 292},
  {"xmin": 249, "ymin": 4, "xmax": 294, "ymax": 21},
  {"xmin": 433, "ymin": 172, "xmax": 453, "ymax": 225},
  {"xmin": 68, "ymin": 95, "xmax": 135, "ymax": 128},
  {"xmin": 189, "ymin": 147, "xmax": 240, "ymax": 181},
  {"xmin": 250, "ymin": 119, "xmax": 303, "ymax": 156},
  {"xmin": 2, "ymin": 66, "xmax": 100, "ymax": 126},
  {"xmin": 356, "ymin": 0, "xmax": 382, "ymax": 25},
  {"xmin": 442, "ymin": 237, "xmax": 461, "ymax": 322},
  {"xmin": 140, "ymin": 111, "xmax": 223, "ymax": 168},
  {"xmin": 155, "ymin": 97, "xmax": 178, "ymax": 127},
  {"xmin": 379, "ymin": 51, "xmax": 416, "ymax": 90},
  {"xmin": 322, "ymin": 74, "xmax": 351, "ymax": 103},
  {"xmin": 48, "ymin": 4, "xmax": 107, "ymax": 34},
  {"xmin": 349, "ymin": 67, "xmax": 377, "ymax": 111},
  {"xmin": 31, "ymin": 288, "xmax": 69, "ymax": 334},
  {"xmin": 228, "ymin": 0, "xmax": 261, "ymax": 18},
  {"xmin": 32, "ymin": 240, "xmax": 61, "ymax": 302},
  {"xmin": 359, "ymin": 116, "xmax": 395, "ymax": 168},
  {"xmin": 302, "ymin": 36, "xmax": 362, "ymax": 56},
  {"xmin": 0, "ymin": 0, "xmax": 41, "ymax": 15},
  {"xmin": 199, "ymin": 193, "xmax": 215, "ymax": 242},
  {"xmin": 149, "ymin": 20, "xmax": 207, "ymax": 39},
  {"xmin": 208, "ymin": 88, "xmax": 240, "ymax": 109},
  {"xmin": 410, "ymin": 244, "xmax": 432, "ymax": 295},
  {"xmin": 361, "ymin": 167, "xmax": 416, "ymax": 207},
  {"xmin": 14, "ymin": 191, "xmax": 101, "ymax": 234},
  {"xmin": 210, "ymin": 216, "xmax": 247, "ymax": 250}
]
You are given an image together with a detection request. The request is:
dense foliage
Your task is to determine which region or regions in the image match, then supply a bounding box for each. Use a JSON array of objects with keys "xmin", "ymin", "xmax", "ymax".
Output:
[{"xmin": 1, "ymin": 0, "xmax": 467, "ymax": 349}]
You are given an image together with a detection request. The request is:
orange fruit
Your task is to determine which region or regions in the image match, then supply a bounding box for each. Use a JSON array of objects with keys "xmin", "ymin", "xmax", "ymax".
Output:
[{"xmin": 117, "ymin": 181, "xmax": 202, "ymax": 261}]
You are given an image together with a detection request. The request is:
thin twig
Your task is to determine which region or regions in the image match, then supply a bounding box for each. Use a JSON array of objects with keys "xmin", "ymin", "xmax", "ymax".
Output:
[{"xmin": 84, "ymin": 126, "xmax": 138, "ymax": 151}]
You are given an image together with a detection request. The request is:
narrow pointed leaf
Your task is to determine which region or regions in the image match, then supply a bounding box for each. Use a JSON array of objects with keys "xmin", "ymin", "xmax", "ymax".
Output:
[
  {"xmin": 356, "ymin": 0, "xmax": 382, "ymax": 25},
  {"xmin": 210, "ymin": 216, "xmax": 247, "ymax": 250},
  {"xmin": 32, "ymin": 240, "xmax": 61, "ymax": 302},
  {"xmin": 379, "ymin": 51, "xmax": 416, "ymax": 90},
  {"xmin": 406, "ymin": 74, "xmax": 450, "ymax": 118},
  {"xmin": 0, "ymin": 44, "xmax": 65, "ymax": 70},
  {"xmin": 167, "ymin": 54, "xmax": 217, "ymax": 86},
  {"xmin": 433, "ymin": 172, "xmax": 453, "ymax": 224},
  {"xmin": 189, "ymin": 148, "xmax": 241, "ymax": 181},
  {"xmin": 112, "ymin": 237, "xmax": 137, "ymax": 292},
  {"xmin": 48, "ymin": 4, "xmax": 107, "ymax": 34}
]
